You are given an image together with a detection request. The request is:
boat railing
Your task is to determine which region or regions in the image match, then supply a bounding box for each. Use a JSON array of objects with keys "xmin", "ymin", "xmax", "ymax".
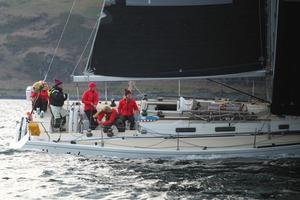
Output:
[
  {"xmin": 145, "ymin": 108, "xmax": 258, "ymax": 121},
  {"xmin": 186, "ymin": 110, "xmax": 258, "ymax": 121}
]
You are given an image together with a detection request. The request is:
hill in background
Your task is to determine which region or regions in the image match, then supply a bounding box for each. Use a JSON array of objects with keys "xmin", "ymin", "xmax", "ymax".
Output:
[
  {"xmin": 0, "ymin": 0, "xmax": 268, "ymax": 101},
  {"xmin": 0, "ymin": 0, "xmax": 99, "ymax": 96}
]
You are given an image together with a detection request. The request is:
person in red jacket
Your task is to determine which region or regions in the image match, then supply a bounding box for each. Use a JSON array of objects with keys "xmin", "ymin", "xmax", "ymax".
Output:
[
  {"xmin": 31, "ymin": 81, "xmax": 49, "ymax": 113},
  {"xmin": 118, "ymin": 89, "xmax": 139, "ymax": 130},
  {"xmin": 81, "ymin": 82, "xmax": 99, "ymax": 130},
  {"xmin": 95, "ymin": 106, "xmax": 118, "ymax": 136}
]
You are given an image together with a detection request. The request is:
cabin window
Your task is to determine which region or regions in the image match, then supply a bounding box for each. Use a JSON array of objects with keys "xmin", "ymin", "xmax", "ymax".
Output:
[
  {"xmin": 175, "ymin": 128, "xmax": 196, "ymax": 133},
  {"xmin": 278, "ymin": 124, "xmax": 289, "ymax": 130},
  {"xmin": 155, "ymin": 104, "xmax": 177, "ymax": 111},
  {"xmin": 215, "ymin": 127, "xmax": 236, "ymax": 132}
]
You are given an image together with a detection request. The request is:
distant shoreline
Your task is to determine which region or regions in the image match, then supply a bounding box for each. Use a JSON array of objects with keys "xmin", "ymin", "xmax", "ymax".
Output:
[
  {"xmin": 0, "ymin": 96, "xmax": 25, "ymax": 100},
  {"xmin": 0, "ymin": 96, "xmax": 79, "ymax": 100}
]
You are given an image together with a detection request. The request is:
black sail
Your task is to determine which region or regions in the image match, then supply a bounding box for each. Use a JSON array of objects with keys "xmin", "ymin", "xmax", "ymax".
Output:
[
  {"xmin": 271, "ymin": 0, "xmax": 300, "ymax": 116},
  {"xmin": 89, "ymin": 0, "xmax": 266, "ymax": 78}
]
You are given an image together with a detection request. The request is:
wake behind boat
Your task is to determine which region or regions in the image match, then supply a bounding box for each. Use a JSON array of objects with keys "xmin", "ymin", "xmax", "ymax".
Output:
[{"xmin": 10, "ymin": 0, "xmax": 300, "ymax": 159}]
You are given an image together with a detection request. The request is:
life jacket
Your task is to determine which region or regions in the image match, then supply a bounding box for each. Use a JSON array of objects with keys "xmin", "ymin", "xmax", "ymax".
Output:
[
  {"xmin": 49, "ymin": 87, "xmax": 67, "ymax": 107},
  {"xmin": 97, "ymin": 109, "xmax": 118, "ymax": 126},
  {"xmin": 118, "ymin": 98, "xmax": 139, "ymax": 117},
  {"xmin": 81, "ymin": 89, "xmax": 99, "ymax": 111},
  {"xmin": 31, "ymin": 90, "xmax": 48, "ymax": 101}
]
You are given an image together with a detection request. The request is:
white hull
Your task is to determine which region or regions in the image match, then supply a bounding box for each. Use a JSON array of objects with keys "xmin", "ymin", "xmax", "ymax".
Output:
[
  {"xmin": 12, "ymin": 134, "xmax": 300, "ymax": 159},
  {"xmin": 10, "ymin": 100, "xmax": 300, "ymax": 159},
  {"xmin": 139, "ymin": 117, "xmax": 300, "ymax": 136}
]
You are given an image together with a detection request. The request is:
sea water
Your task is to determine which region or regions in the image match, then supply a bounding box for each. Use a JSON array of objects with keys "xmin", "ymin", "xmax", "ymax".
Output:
[{"xmin": 1, "ymin": 99, "xmax": 300, "ymax": 200}]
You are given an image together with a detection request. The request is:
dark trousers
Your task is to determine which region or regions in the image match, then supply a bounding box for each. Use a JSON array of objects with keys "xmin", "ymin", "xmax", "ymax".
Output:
[
  {"xmin": 33, "ymin": 98, "xmax": 48, "ymax": 112},
  {"xmin": 85, "ymin": 110, "xmax": 98, "ymax": 130},
  {"xmin": 103, "ymin": 117, "xmax": 125, "ymax": 132},
  {"xmin": 120, "ymin": 115, "xmax": 135, "ymax": 130}
]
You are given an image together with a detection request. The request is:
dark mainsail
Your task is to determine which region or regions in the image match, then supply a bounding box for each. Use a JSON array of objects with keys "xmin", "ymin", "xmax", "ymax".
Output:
[
  {"xmin": 271, "ymin": 0, "xmax": 300, "ymax": 116},
  {"xmin": 88, "ymin": 0, "xmax": 266, "ymax": 78}
]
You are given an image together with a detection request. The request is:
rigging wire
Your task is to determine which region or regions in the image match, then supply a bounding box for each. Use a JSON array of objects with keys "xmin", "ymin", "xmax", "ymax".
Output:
[
  {"xmin": 207, "ymin": 78, "xmax": 271, "ymax": 104},
  {"xmin": 104, "ymin": 139, "xmax": 169, "ymax": 149},
  {"xmin": 70, "ymin": 131, "xmax": 285, "ymax": 150},
  {"xmin": 83, "ymin": 0, "xmax": 106, "ymax": 74},
  {"xmin": 71, "ymin": 21, "xmax": 98, "ymax": 76},
  {"xmin": 71, "ymin": 0, "xmax": 105, "ymax": 76},
  {"xmin": 132, "ymin": 82, "xmax": 145, "ymax": 98},
  {"xmin": 43, "ymin": 0, "xmax": 77, "ymax": 82}
]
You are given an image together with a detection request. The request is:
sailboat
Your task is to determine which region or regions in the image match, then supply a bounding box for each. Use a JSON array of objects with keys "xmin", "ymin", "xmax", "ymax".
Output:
[{"xmin": 10, "ymin": 0, "xmax": 300, "ymax": 159}]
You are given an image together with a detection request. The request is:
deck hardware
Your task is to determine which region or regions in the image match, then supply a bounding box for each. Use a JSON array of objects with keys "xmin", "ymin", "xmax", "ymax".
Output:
[
  {"xmin": 86, "ymin": 129, "xmax": 93, "ymax": 137},
  {"xmin": 253, "ymin": 128, "xmax": 257, "ymax": 148},
  {"xmin": 101, "ymin": 128, "xmax": 104, "ymax": 147}
]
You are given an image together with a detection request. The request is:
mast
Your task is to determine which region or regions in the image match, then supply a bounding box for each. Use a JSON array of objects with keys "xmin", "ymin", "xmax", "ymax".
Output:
[
  {"xmin": 269, "ymin": 0, "xmax": 279, "ymax": 102},
  {"xmin": 270, "ymin": 0, "xmax": 300, "ymax": 115}
]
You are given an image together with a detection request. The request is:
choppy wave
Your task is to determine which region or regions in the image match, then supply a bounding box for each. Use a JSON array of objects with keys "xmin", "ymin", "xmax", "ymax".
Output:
[
  {"xmin": 0, "ymin": 148, "xmax": 24, "ymax": 155},
  {"xmin": 1, "ymin": 100, "xmax": 300, "ymax": 199}
]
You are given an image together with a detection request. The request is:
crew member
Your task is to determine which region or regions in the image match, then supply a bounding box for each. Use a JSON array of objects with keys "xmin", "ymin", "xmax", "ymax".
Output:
[
  {"xmin": 48, "ymin": 79, "xmax": 68, "ymax": 131},
  {"xmin": 118, "ymin": 89, "xmax": 139, "ymax": 130},
  {"xmin": 31, "ymin": 80, "xmax": 49, "ymax": 115},
  {"xmin": 82, "ymin": 82, "xmax": 99, "ymax": 130}
]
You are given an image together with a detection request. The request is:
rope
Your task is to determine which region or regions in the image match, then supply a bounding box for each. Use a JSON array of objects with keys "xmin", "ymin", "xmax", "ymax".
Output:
[
  {"xmin": 132, "ymin": 82, "xmax": 144, "ymax": 96},
  {"xmin": 65, "ymin": 132, "xmax": 291, "ymax": 150},
  {"xmin": 178, "ymin": 139, "xmax": 206, "ymax": 149},
  {"xmin": 30, "ymin": 92, "xmax": 40, "ymax": 115},
  {"xmin": 103, "ymin": 139, "xmax": 170, "ymax": 149},
  {"xmin": 76, "ymin": 132, "xmax": 282, "ymax": 149},
  {"xmin": 43, "ymin": 0, "xmax": 77, "ymax": 82},
  {"xmin": 207, "ymin": 78, "xmax": 270, "ymax": 104},
  {"xmin": 39, "ymin": 122, "xmax": 51, "ymax": 141}
]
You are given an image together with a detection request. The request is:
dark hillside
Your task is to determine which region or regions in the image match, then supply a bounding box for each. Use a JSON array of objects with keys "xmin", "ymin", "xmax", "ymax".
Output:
[
  {"xmin": 0, "ymin": 0, "xmax": 100, "ymax": 93},
  {"xmin": 0, "ymin": 0, "xmax": 267, "ymax": 101}
]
